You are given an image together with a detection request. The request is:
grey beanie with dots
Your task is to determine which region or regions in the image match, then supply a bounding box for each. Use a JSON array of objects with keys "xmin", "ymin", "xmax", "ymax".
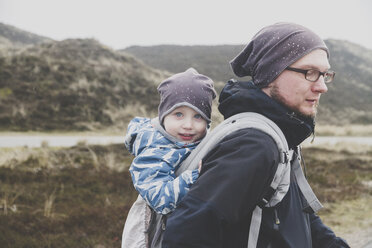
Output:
[
  {"xmin": 230, "ymin": 22, "xmax": 329, "ymax": 88},
  {"xmin": 158, "ymin": 68, "xmax": 216, "ymax": 124}
]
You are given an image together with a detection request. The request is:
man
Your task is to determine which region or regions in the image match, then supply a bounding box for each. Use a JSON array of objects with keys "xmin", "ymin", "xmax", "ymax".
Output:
[{"xmin": 162, "ymin": 23, "xmax": 350, "ymax": 247}]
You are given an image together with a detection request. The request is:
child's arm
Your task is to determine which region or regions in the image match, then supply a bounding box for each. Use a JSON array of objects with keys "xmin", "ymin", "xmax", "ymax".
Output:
[{"xmin": 130, "ymin": 145, "xmax": 199, "ymax": 215}]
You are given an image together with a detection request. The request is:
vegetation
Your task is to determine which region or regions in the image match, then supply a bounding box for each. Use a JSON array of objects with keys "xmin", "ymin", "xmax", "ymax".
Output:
[
  {"xmin": 302, "ymin": 146, "xmax": 372, "ymax": 248},
  {"xmin": 0, "ymin": 37, "xmax": 168, "ymax": 132},
  {"xmin": 124, "ymin": 41, "xmax": 372, "ymax": 125},
  {"xmin": 0, "ymin": 22, "xmax": 52, "ymax": 48},
  {"xmin": 315, "ymin": 124, "xmax": 372, "ymax": 136},
  {"xmin": 0, "ymin": 143, "xmax": 371, "ymax": 247},
  {"xmin": 123, "ymin": 44, "xmax": 245, "ymax": 84},
  {"xmin": 0, "ymin": 144, "xmax": 137, "ymax": 248},
  {"xmin": 1, "ymin": 22, "xmax": 372, "ymax": 132}
]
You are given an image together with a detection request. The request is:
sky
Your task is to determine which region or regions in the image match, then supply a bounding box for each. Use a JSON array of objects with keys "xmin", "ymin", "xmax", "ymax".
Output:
[{"xmin": 0, "ymin": 0, "xmax": 371, "ymax": 50}]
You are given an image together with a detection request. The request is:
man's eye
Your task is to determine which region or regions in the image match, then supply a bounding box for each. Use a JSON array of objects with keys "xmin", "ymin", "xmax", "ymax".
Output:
[{"xmin": 307, "ymin": 70, "xmax": 318, "ymax": 77}]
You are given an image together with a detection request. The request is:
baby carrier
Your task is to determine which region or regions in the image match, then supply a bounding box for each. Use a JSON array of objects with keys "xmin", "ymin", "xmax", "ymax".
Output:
[{"xmin": 121, "ymin": 112, "xmax": 323, "ymax": 248}]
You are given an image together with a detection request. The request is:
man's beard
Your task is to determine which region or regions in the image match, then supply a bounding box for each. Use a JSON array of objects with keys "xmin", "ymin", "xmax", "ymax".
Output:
[{"xmin": 269, "ymin": 84, "xmax": 317, "ymax": 120}]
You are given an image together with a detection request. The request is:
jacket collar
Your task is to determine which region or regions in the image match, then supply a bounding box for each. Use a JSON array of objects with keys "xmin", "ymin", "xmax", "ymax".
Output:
[{"xmin": 218, "ymin": 80, "xmax": 314, "ymax": 149}]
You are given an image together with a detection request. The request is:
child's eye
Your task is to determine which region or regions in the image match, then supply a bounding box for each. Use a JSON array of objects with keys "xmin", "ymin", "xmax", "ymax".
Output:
[
  {"xmin": 175, "ymin": 112, "xmax": 183, "ymax": 117},
  {"xmin": 194, "ymin": 114, "xmax": 202, "ymax": 119}
]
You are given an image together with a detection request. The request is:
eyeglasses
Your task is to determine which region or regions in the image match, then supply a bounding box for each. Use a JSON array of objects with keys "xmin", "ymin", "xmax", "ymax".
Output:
[{"xmin": 286, "ymin": 67, "xmax": 335, "ymax": 83}]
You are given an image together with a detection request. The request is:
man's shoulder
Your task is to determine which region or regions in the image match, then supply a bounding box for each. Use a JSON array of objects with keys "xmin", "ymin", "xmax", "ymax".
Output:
[
  {"xmin": 200, "ymin": 127, "xmax": 280, "ymax": 173},
  {"xmin": 221, "ymin": 127, "xmax": 279, "ymax": 151}
]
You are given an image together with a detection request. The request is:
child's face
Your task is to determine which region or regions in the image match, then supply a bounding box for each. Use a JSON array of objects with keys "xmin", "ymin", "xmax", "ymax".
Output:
[{"xmin": 163, "ymin": 106, "xmax": 207, "ymax": 143}]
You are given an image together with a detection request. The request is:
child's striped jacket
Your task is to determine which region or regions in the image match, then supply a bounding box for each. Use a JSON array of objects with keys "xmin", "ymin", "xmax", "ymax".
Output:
[{"xmin": 125, "ymin": 117, "xmax": 199, "ymax": 215}]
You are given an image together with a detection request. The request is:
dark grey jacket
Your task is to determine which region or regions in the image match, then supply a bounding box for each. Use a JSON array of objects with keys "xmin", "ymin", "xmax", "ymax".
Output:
[{"xmin": 162, "ymin": 80, "xmax": 349, "ymax": 248}]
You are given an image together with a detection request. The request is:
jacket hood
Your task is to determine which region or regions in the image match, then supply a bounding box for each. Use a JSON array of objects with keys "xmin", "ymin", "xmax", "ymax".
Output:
[{"xmin": 218, "ymin": 80, "xmax": 315, "ymax": 148}]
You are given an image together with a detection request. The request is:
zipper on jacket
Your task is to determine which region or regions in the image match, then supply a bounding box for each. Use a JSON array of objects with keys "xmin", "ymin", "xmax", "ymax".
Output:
[
  {"xmin": 286, "ymin": 112, "xmax": 304, "ymax": 124},
  {"xmin": 274, "ymin": 208, "xmax": 280, "ymax": 231}
]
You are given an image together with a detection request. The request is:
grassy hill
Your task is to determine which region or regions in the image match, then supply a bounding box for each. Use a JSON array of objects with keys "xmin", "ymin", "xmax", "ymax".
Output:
[
  {"xmin": 0, "ymin": 22, "xmax": 52, "ymax": 55},
  {"xmin": 123, "ymin": 44, "xmax": 245, "ymax": 85},
  {"xmin": 0, "ymin": 36, "xmax": 168, "ymax": 131},
  {"xmin": 1, "ymin": 22, "xmax": 372, "ymax": 132},
  {"xmin": 124, "ymin": 41, "xmax": 372, "ymax": 125},
  {"xmin": 321, "ymin": 40, "xmax": 372, "ymax": 124}
]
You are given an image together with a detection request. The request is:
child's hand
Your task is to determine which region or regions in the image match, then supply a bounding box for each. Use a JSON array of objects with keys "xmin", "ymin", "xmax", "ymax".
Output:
[{"xmin": 198, "ymin": 160, "xmax": 202, "ymax": 173}]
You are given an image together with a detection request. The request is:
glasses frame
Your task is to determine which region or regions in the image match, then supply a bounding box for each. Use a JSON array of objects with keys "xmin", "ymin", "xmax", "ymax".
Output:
[{"xmin": 286, "ymin": 67, "xmax": 335, "ymax": 83}]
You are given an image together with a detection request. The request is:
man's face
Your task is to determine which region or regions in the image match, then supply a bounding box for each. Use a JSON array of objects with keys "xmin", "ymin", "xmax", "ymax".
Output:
[{"xmin": 262, "ymin": 49, "xmax": 330, "ymax": 118}]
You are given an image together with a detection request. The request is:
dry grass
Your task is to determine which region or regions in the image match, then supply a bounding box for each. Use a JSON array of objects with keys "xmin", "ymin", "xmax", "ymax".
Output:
[
  {"xmin": 44, "ymin": 190, "xmax": 56, "ymax": 218},
  {"xmin": 316, "ymin": 124, "xmax": 372, "ymax": 136},
  {"xmin": 0, "ymin": 147, "xmax": 55, "ymax": 170},
  {"xmin": 301, "ymin": 144, "xmax": 372, "ymax": 247},
  {"xmin": 319, "ymin": 196, "xmax": 372, "ymax": 248},
  {"xmin": 304, "ymin": 141, "xmax": 372, "ymax": 154},
  {"xmin": 210, "ymin": 102, "xmax": 224, "ymax": 129},
  {"xmin": 0, "ymin": 141, "xmax": 371, "ymax": 247},
  {"xmin": 103, "ymin": 102, "xmax": 157, "ymax": 133},
  {"xmin": 0, "ymin": 144, "xmax": 136, "ymax": 248},
  {"xmin": 1, "ymin": 189, "xmax": 23, "ymax": 216}
]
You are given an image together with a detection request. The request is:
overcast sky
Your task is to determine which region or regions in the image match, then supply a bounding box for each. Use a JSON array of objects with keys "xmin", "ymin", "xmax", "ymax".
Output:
[{"xmin": 0, "ymin": 0, "xmax": 371, "ymax": 50}]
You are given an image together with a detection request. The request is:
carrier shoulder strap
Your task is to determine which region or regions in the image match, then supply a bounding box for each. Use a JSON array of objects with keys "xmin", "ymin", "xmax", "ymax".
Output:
[
  {"xmin": 292, "ymin": 148, "xmax": 323, "ymax": 213},
  {"xmin": 175, "ymin": 112, "xmax": 290, "ymax": 176}
]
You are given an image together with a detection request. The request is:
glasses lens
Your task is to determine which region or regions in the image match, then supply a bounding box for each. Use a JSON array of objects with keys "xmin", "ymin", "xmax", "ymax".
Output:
[
  {"xmin": 324, "ymin": 71, "xmax": 335, "ymax": 83},
  {"xmin": 305, "ymin": 70, "xmax": 320, "ymax": 82}
]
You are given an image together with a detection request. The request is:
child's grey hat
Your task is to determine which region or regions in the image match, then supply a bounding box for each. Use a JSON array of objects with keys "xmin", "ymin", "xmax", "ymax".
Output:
[
  {"xmin": 230, "ymin": 22, "xmax": 329, "ymax": 88},
  {"xmin": 158, "ymin": 68, "xmax": 216, "ymax": 124}
]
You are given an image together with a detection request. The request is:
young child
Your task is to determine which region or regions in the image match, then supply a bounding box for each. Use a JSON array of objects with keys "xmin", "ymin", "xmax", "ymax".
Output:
[
  {"xmin": 125, "ymin": 67, "xmax": 216, "ymax": 215},
  {"xmin": 121, "ymin": 68, "xmax": 216, "ymax": 248}
]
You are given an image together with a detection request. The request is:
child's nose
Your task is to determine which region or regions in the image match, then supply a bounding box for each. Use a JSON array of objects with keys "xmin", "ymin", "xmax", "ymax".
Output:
[{"xmin": 182, "ymin": 118, "xmax": 193, "ymax": 129}]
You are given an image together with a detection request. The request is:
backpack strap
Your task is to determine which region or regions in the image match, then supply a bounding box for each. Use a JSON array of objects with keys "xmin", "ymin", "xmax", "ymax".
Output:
[
  {"xmin": 176, "ymin": 112, "xmax": 290, "ymax": 176},
  {"xmin": 292, "ymin": 148, "xmax": 323, "ymax": 213},
  {"xmin": 248, "ymin": 206, "xmax": 262, "ymax": 248}
]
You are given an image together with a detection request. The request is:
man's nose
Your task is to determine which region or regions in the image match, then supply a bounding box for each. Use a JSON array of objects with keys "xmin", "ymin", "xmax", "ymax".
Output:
[{"xmin": 312, "ymin": 76, "xmax": 328, "ymax": 93}]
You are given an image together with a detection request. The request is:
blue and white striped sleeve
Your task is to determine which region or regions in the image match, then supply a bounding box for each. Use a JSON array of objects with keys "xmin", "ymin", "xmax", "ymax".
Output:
[
  {"xmin": 124, "ymin": 117, "xmax": 150, "ymax": 155},
  {"xmin": 129, "ymin": 132, "xmax": 199, "ymax": 215}
]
